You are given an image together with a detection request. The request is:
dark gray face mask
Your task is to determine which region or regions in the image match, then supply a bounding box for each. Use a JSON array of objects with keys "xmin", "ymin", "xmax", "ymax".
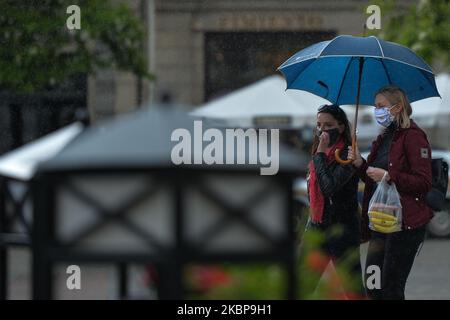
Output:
[{"xmin": 316, "ymin": 128, "xmax": 341, "ymax": 146}]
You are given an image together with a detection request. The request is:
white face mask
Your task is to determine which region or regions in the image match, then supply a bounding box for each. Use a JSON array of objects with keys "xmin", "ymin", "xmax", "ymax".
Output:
[{"xmin": 374, "ymin": 105, "xmax": 396, "ymax": 127}]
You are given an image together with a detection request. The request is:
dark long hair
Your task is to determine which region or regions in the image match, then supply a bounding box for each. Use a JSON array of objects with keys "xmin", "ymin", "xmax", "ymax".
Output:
[{"xmin": 310, "ymin": 104, "xmax": 352, "ymax": 155}]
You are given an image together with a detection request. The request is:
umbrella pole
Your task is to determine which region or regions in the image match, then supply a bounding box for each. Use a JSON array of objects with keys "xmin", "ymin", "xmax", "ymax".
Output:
[{"xmin": 335, "ymin": 57, "xmax": 364, "ymax": 165}]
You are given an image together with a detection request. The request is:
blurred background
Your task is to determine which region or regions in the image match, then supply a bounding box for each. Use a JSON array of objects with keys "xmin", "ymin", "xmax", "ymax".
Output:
[
  {"xmin": 1, "ymin": 0, "xmax": 449, "ymax": 152},
  {"xmin": 0, "ymin": 0, "xmax": 449, "ymax": 300}
]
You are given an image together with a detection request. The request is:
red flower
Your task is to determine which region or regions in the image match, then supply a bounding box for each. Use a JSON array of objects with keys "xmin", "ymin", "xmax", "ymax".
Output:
[
  {"xmin": 306, "ymin": 250, "xmax": 330, "ymax": 273},
  {"xmin": 190, "ymin": 266, "xmax": 232, "ymax": 292}
]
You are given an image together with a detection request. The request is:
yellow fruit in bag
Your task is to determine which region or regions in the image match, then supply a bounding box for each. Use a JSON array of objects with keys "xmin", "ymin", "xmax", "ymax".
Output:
[
  {"xmin": 370, "ymin": 217, "xmax": 397, "ymax": 227},
  {"xmin": 372, "ymin": 223, "xmax": 399, "ymax": 233},
  {"xmin": 368, "ymin": 210, "xmax": 397, "ymax": 222}
]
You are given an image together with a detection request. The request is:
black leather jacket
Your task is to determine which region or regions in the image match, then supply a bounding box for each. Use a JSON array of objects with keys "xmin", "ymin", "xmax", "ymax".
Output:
[{"xmin": 308, "ymin": 148, "xmax": 360, "ymax": 228}]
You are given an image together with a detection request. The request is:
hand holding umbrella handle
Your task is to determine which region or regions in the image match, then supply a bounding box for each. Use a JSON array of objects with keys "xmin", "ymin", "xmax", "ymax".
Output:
[{"xmin": 335, "ymin": 138, "xmax": 357, "ymax": 165}]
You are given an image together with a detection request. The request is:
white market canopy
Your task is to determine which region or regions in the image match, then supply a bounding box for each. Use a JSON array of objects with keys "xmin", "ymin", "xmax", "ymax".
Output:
[
  {"xmin": 190, "ymin": 75, "xmax": 381, "ymax": 140},
  {"xmin": 190, "ymin": 75, "xmax": 330, "ymax": 128},
  {"xmin": 0, "ymin": 122, "xmax": 84, "ymax": 181},
  {"xmin": 411, "ymin": 73, "xmax": 450, "ymax": 128}
]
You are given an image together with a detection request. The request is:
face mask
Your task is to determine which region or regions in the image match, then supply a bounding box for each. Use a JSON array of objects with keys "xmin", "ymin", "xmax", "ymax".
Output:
[
  {"xmin": 316, "ymin": 128, "xmax": 341, "ymax": 146},
  {"xmin": 374, "ymin": 106, "xmax": 395, "ymax": 127}
]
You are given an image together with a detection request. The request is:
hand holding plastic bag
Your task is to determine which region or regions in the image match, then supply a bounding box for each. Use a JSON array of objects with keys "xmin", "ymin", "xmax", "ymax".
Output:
[{"xmin": 368, "ymin": 173, "xmax": 402, "ymax": 233}]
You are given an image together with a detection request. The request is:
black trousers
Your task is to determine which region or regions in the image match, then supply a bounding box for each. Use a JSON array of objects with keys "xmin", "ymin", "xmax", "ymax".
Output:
[{"xmin": 365, "ymin": 225, "xmax": 426, "ymax": 300}]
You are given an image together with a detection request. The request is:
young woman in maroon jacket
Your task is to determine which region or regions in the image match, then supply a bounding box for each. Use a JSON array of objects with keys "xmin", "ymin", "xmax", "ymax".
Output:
[{"xmin": 349, "ymin": 85, "xmax": 433, "ymax": 300}]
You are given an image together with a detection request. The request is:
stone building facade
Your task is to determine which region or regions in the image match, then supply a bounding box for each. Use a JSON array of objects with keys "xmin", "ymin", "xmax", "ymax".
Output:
[{"xmin": 88, "ymin": 0, "xmax": 421, "ymax": 117}]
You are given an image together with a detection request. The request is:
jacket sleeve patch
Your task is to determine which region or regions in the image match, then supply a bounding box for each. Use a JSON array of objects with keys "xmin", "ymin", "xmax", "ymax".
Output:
[{"xmin": 420, "ymin": 148, "xmax": 429, "ymax": 159}]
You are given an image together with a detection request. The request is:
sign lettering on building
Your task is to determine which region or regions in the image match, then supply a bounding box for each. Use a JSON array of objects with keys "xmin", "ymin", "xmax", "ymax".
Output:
[{"xmin": 192, "ymin": 12, "xmax": 324, "ymax": 31}]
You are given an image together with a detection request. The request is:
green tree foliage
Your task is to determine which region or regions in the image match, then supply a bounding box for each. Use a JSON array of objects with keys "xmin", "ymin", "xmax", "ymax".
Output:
[
  {"xmin": 368, "ymin": 0, "xmax": 450, "ymax": 69},
  {"xmin": 0, "ymin": 0, "xmax": 153, "ymax": 92}
]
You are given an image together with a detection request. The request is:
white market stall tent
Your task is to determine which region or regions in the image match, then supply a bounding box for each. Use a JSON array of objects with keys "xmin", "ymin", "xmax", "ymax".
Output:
[
  {"xmin": 0, "ymin": 122, "xmax": 84, "ymax": 180},
  {"xmin": 191, "ymin": 75, "xmax": 381, "ymax": 145},
  {"xmin": 412, "ymin": 73, "xmax": 450, "ymax": 128},
  {"xmin": 190, "ymin": 75, "xmax": 329, "ymax": 129},
  {"xmin": 411, "ymin": 73, "xmax": 450, "ymax": 148}
]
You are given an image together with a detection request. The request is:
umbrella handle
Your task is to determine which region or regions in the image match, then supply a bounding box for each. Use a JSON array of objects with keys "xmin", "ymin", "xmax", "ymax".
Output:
[
  {"xmin": 335, "ymin": 57, "xmax": 363, "ymax": 166},
  {"xmin": 335, "ymin": 138, "xmax": 356, "ymax": 165}
]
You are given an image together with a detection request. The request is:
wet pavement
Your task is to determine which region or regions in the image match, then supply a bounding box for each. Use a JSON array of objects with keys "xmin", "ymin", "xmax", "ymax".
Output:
[
  {"xmin": 359, "ymin": 238, "xmax": 450, "ymax": 300},
  {"xmin": 5, "ymin": 238, "xmax": 450, "ymax": 300}
]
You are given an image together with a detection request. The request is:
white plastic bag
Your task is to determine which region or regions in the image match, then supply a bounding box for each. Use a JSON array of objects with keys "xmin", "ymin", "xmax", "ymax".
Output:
[{"xmin": 368, "ymin": 174, "xmax": 402, "ymax": 233}]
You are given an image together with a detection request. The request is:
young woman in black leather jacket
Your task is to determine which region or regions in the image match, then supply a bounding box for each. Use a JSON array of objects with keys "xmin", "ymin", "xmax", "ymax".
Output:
[{"xmin": 304, "ymin": 104, "xmax": 363, "ymax": 298}]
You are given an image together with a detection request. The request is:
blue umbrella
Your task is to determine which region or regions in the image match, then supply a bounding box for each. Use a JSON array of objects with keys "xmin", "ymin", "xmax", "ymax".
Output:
[{"xmin": 277, "ymin": 35, "xmax": 440, "ymax": 164}]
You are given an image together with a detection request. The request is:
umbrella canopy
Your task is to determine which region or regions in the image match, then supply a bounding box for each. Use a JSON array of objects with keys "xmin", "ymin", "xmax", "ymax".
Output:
[
  {"xmin": 278, "ymin": 35, "xmax": 440, "ymax": 105},
  {"xmin": 278, "ymin": 35, "xmax": 440, "ymax": 164}
]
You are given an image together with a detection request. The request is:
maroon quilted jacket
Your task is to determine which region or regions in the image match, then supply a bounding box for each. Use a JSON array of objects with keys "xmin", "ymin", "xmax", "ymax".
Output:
[{"xmin": 359, "ymin": 120, "xmax": 433, "ymax": 241}]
